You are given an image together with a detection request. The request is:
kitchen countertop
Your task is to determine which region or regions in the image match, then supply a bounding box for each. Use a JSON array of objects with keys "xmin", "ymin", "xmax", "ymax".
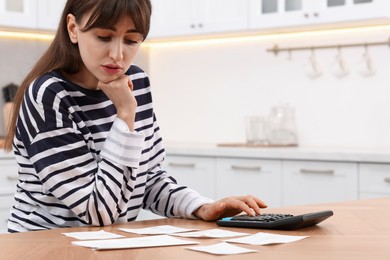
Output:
[
  {"xmin": 164, "ymin": 142, "xmax": 390, "ymax": 163},
  {"xmin": 2, "ymin": 142, "xmax": 390, "ymax": 163}
]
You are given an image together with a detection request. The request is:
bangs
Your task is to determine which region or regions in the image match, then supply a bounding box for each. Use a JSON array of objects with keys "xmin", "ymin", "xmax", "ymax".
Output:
[{"xmin": 80, "ymin": 0, "xmax": 151, "ymax": 39}]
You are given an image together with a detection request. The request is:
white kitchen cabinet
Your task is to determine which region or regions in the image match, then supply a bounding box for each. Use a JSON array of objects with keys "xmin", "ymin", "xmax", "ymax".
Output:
[
  {"xmin": 0, "ymin": 0, "xmax": 65, "ymax": 31},
  {"xmin": 248, "ymin": 0, "xmax": 313, "ymax": 29},
  {"xmin": 163, "ymin": 155, "xmax": 216, "ymax": 199},
  {"xmin": 0, "ymin": 153, "xmax": 18, "ymax": 234},
  {"xmin": 149, "ymin": 0, "xmax": 248, "ymax": 38},
  {"xmin": 0, "ymin": 0, "xmax": 38, "ymax": 29},
  {"xmin": 37, "ymin": 0, "xmax": 66, "ymax": 31},
  {"xmin": 359, "ymin": 163, "xmax": 390, "ymax": 199},
  {"xmin": 282, "ymin": 160, "xmax": 358, "ymax": 206},
  {"xmin": 216, "ymin": 158, "xmax": 283, "ymax": 207},
  {"xmin": 248, "ymin": 0, "xmax": 390, "ymax": 30},
  {"xmin": 315, "ymin": 0, "xmax": 390, "ymax": 24}
]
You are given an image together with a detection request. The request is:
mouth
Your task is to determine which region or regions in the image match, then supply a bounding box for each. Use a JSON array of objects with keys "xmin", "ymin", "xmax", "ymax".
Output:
[{"xmin": 102, "ymin": 64, "xmax": 123, "ymax": 74}]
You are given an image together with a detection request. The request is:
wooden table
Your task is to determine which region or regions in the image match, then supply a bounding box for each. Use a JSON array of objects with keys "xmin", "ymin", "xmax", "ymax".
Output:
[{"xmin": 1, "ymin": 198, "xmax": 389, "ymax": 260}]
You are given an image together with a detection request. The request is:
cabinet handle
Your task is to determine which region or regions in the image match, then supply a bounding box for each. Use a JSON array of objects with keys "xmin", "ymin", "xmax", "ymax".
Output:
[
  {"xmin": 300, "ymin": 169, "xmax": 334, "ymax": 175},
  {"xmin": 198, "ymin": 23, "xmax": 203, "ymax": 28},
  {"xmin": 168, "ymin": 162, "xmax": 196, "ymax": 168},
  {"xmin": 384, "ymin": 177, "xmax": 390, "ymax": 183},
  {"xmin": 313, "ymin": 12, "xmax": 319, "ymax": 17},
  {"xmin": 304, "ymin": 13, "xmax": 310, "ymax": 18},
  {"xmin": 7, "ymin": 176, "xmax": 18, "ymax": 181},
  {"xmin": 231, "ymin": 165, "xmax": 262, "ymax": 172}
]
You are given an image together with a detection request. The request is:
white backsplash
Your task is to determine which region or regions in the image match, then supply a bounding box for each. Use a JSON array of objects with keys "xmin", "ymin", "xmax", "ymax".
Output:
[{"xmin": 149, "ymin": 29, "xmax": 390, "ymax": 149}]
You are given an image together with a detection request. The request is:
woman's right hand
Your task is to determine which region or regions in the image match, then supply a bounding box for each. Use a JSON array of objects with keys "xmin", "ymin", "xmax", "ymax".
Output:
[{"xmin": 98, "ymin": 75, "xmax": 137, "ymax": 131}]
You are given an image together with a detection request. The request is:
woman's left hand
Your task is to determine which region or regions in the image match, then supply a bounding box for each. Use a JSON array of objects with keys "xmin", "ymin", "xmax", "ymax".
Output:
[{"xmin": 193, "ymin": 195, "xmax": 267, "ymax": 221}]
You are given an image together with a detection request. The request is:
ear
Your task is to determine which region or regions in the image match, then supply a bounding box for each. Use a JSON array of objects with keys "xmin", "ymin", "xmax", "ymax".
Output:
[{"xmin": 67, "ymin": 14, "xmax": 78, "ymax": 44}]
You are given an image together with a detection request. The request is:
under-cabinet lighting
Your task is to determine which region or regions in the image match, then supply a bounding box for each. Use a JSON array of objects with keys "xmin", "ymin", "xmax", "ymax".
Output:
[
  {"xmin": 1, "ymin": 24, "xmax": 390, "ymax": 44},
  {"xmin": 144, "ymin": 24, "xmax": 390, "ymax": 48},
  {"xmin": 0, "ymin": 30, "xmax": 54, "ymax": 41}
]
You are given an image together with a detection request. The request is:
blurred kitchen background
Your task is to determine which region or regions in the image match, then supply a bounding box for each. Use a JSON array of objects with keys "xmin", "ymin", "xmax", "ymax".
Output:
[{"xmin": 2, "ymin": 0, "xmax": 390, "ymax": 148}]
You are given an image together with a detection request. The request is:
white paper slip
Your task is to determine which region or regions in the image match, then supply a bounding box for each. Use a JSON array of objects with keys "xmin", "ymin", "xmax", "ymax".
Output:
[
  {"xmin": 225, "ymin": 232, "xmax": 309, "ymax": 246},
  {"xmin": 62, "ymin": 230, "xmax": 124, "ymax": 240},
  {"xmin": 72, "ymin": 234, "xmax": 199, "ymax": 250},
  {"xmin": 187, "ymin": 242, "xmax": 258, "ymax": 255},
  {"xmin": 173, "ymin": 229, "xmax": 249, "ymax": 238},
  {"xmin": 118, "ymin": 225, "xmax": 197, "ymax": 235}
]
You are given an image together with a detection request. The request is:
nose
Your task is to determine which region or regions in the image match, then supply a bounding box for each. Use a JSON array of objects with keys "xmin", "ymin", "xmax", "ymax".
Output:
[{"xmin": 109, "ymin": 39, "xmax": 124, "ymax": 61}]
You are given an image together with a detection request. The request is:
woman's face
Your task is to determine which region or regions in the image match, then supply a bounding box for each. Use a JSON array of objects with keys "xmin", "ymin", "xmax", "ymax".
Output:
[{"xmin": 66, "ymin": 13, "xmax": 143, "ymax": 89}]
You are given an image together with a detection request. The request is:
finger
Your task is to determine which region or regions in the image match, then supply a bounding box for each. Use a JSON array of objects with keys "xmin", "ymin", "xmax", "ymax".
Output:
[
  {"xmin": 245, "ymin": 198, "xmax": 262, "ymax": 215},
  {"xmin": 225, "ymin": 198, "xmax": 255, "ymax": 217},
  {"xmin": 239, "ymin": 201, "xmax": 256, "ymax": 216},
  {"xmin": 128, "ymin": 79, "xmax": 133, "ymax": 91},
  {"xmin": 232, "ymin": 196, "xmax": 266, "ymax": 216}
]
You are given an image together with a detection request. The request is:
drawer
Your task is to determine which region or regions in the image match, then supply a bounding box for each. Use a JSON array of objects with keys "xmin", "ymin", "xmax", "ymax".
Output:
[
  {"xmin": 216, "ymin": 158, "xmax": 282, "ymax": 207},
  {"xmin": 359, "ymin": 163, "xmax": 390, "ymax": 194},
  {"xmin": 282, "ymin": 160, "xmax": 358, "ymax": 206},
  {"xmin": 163, "ymin": 155, "xmax": 216, "ymax": 199}
]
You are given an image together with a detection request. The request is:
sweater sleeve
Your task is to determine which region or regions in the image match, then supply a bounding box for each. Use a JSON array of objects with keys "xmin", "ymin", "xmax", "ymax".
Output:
[
  {"xmin": 142, "ymin": 165, "xmax": 214, "ymax": 219},
  {"xmin": 100, "ymin": 118, "xmax": 145, "ymax": 168}
]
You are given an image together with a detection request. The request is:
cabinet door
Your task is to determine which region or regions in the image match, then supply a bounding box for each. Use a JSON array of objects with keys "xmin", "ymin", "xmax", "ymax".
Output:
[
  {"xmin": 149, "ymin": 0, "xmax": 194, "ymax": 38},
  {"xmin": 0, "ymin": 0, "xmax": 37, "ymax": 29},
  {"xmin": 197, "ymin": 0, "xmax": 248, "ymax": 34},
  {"xmin": 0, "ymin": 194, "xmax": 14, "ymax": 233},
  {"xmin": 248, "ymin": 0, "xmax": 315, "ymax": 29},
  {"xmin": 37, "ymin": 0, "xmax": 66, "ymax": 31},
  {"xmin": 314, "ymin": 0, "xmax": 390, "ymax": 24},
  {"xmin": 359, "ymin": 163, "xmax": 390, "ymax": 199},
  {"xmin": 149, "ymin": 0, "xmax": 248, "ymax": 38},
  {"xmin": 0, "ymin": 156, "xmax": 18, "ymax": 234},
  {"xmin": 163, "ymin": 155, "xmax": 216, "ymax": 199},
  {"xmin": 216, "ymin": 158, "xmax": 282, "ymax": 207},
  {"xmin": 282, "ymin": 160, "xmax": 358, "ymax": 206}
]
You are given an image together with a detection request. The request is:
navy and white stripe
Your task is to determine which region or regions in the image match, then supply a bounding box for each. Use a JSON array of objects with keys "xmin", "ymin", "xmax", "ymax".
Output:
[{"xmin": 8, "ymin": 65, "xmax": 213, "ymax": 232}]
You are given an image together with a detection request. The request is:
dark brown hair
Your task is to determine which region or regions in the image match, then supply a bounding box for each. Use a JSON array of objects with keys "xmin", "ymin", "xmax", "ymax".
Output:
[{"xmin": 4, "ymin": 0, "xmax": 152, "ymax": 151}]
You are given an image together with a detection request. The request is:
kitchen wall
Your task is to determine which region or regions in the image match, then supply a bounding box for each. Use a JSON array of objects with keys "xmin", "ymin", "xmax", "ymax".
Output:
[
  {"xmin": 2, "ymin": 28, "xmax": 390, "ymax": 149},
  {"xmin": 148, "ymin": 28, "xmax": 390, "ymax": 149}
]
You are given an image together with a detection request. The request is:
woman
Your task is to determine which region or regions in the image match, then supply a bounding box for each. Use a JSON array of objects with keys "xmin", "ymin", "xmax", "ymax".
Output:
[{"xmin": 5, "ymin": 0, "xmax": 266, "ymax": 232}]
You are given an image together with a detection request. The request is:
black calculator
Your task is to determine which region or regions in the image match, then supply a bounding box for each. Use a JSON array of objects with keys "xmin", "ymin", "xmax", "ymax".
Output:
[{"xmin": 216, "ymin": 210, "xmax": 333, "ymax": 230}]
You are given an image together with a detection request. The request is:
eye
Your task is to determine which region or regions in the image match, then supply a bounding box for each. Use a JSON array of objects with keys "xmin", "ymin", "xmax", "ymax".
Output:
[
  {"xmin": 125, "ymin": 39, "xmax": 139, "ymax": 45},
  {"xmin": 97, "ymin": 36, "xmax": 111, "ymax": 42}
]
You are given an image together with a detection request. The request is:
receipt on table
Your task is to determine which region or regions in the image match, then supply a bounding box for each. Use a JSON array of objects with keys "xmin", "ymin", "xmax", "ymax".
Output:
[
  {"xmin": 173, "ymin": 228, "xmax": 249, "ymax": 238},
  {"xmin": 72, "ymin": 234, "xmax": 199, "ymax": 250},
  {"xmin": 62, "ymin": 230, "xmax": 124, "ymax": 240},
  {"xmin": 118, "ymin": 225, "xmax": 198, "ymax": 235},
  {"xmin": 225, "ymin": 232, "xmax": 309, "ymax": 246},
  {"xmin": 187, "ymin": 242, "xmax": 257, "ymax": 255}
]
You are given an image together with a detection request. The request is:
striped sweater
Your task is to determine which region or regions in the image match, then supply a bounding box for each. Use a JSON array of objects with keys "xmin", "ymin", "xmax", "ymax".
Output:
[{"xmin": 8, "ymin": 65, "xmax": 212, "ymax": 232}]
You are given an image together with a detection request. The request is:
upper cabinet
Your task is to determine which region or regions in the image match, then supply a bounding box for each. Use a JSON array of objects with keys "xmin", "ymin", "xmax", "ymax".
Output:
[
  {"xmin": 248, "ymin": 0, "xmax": 390, "ymax": 29},
  {"xmin": 1, "ymin": 0, "xmax": 390, "ymax": 37},
  {"xmin": 149, "ymin": 0, "xmax": 248, "ymax": 38},
  {"xmin": 315, "ymin": 0, "xmax": 390, "ymax": 24},
  {"xmin": 0, "ymin": 0, "xmax": 37, "ymax": 29},
  {"xmin": 37, "ymin": 0, "xmax": 66, "ymax": 31},
  {"xmin": 0, "ymin": 0, "xmax": 66, "ymax": 31}
]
